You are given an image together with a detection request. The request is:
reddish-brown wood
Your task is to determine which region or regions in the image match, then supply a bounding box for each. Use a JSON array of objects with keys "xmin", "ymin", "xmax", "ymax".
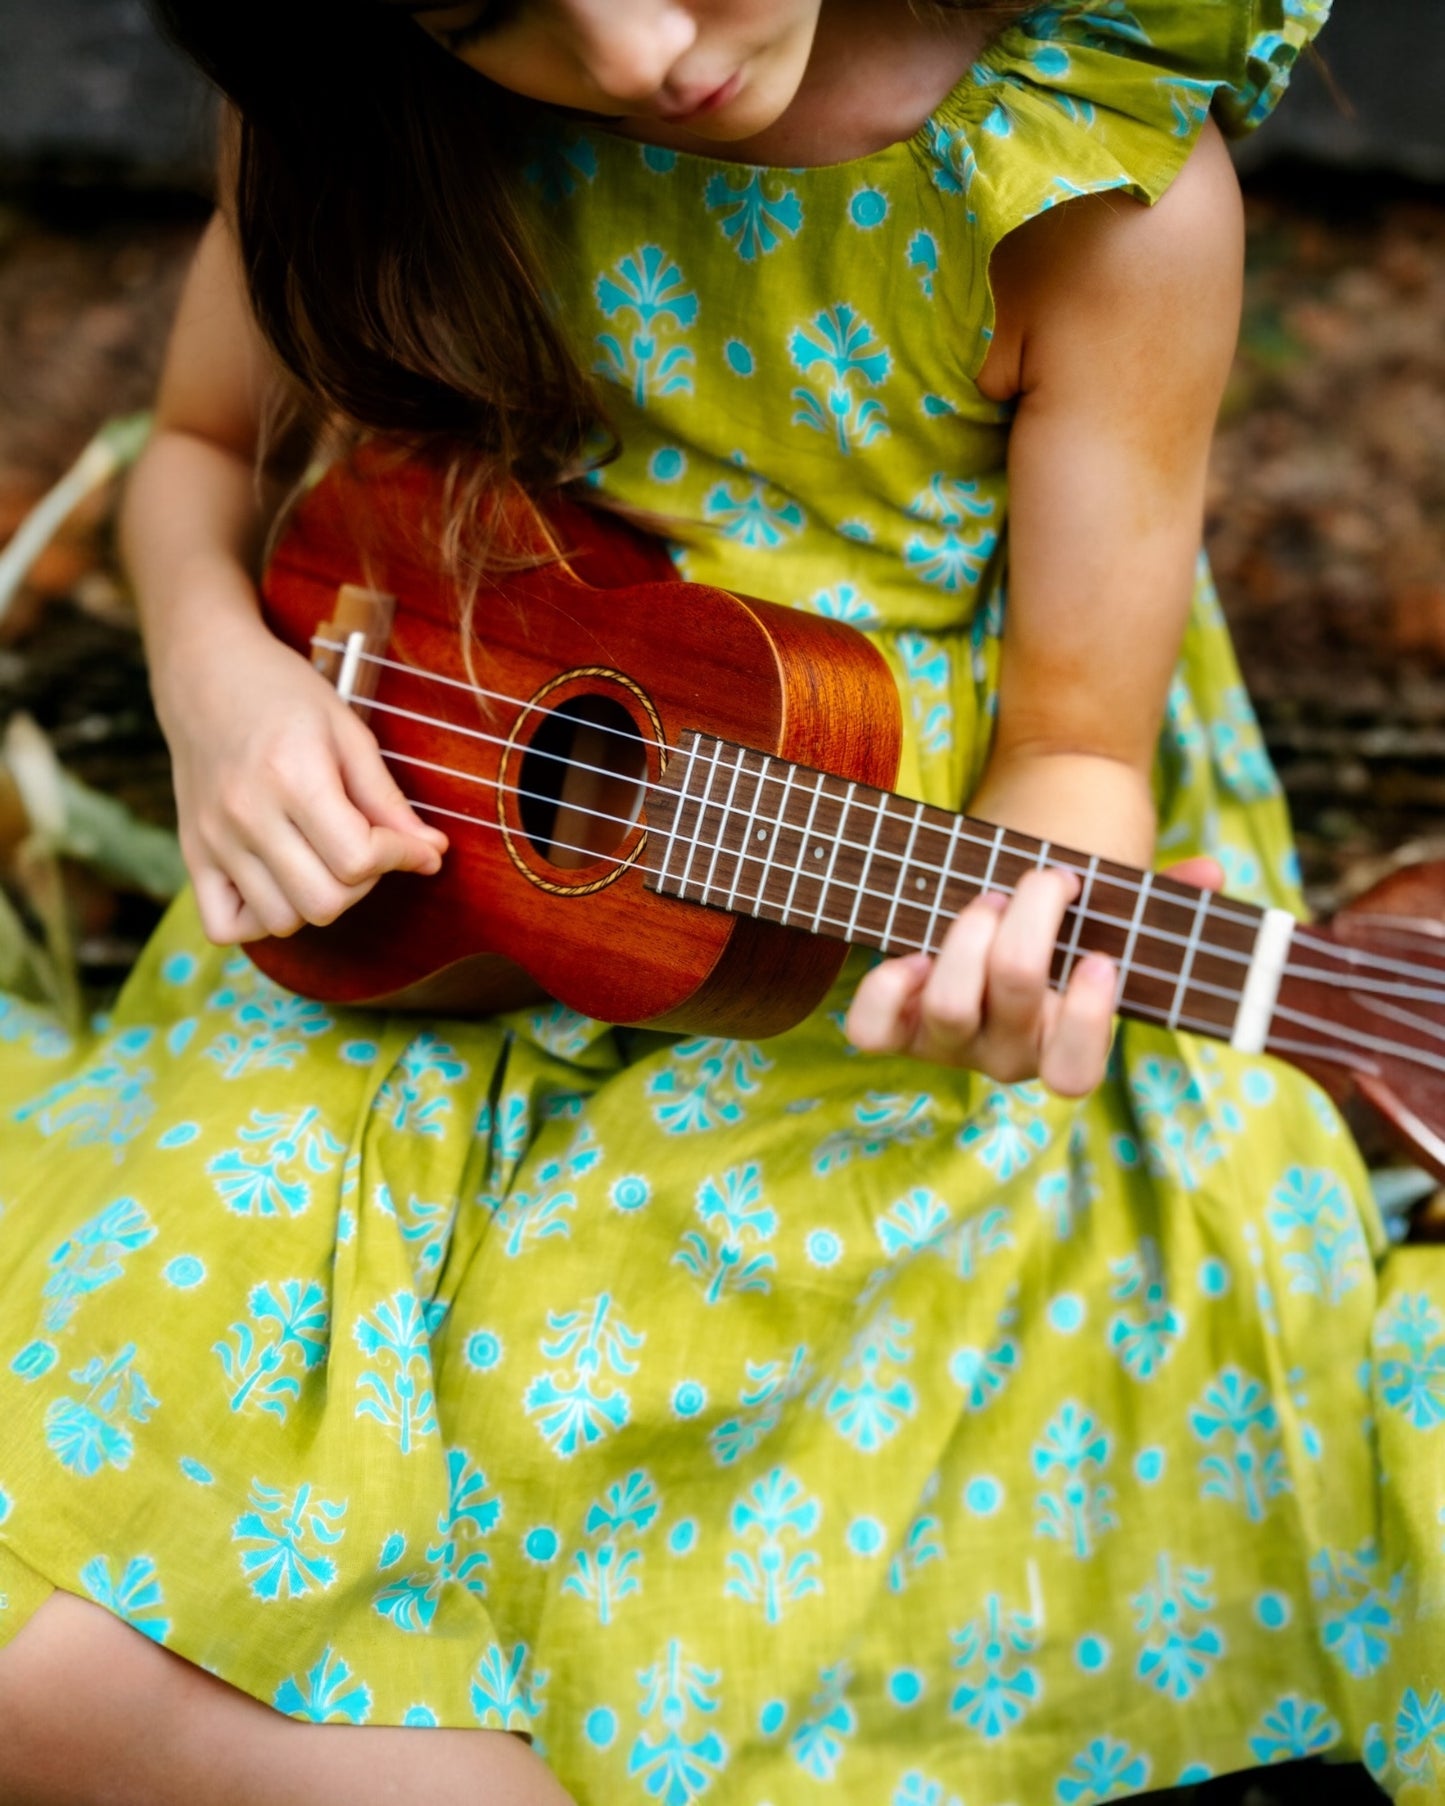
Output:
[
  {"xmin": 248, "ymin": 450, "xmax": 1445, "ymax": 1183},
  {"xmin": 646, "ymin": 739, "xmax": 1260, "ymax": 1043},
  {"xmin": 252, "ymin": 449, "xmax": 903, "ymax": 1034},
  {"xmin": 1304, "ymin": 864, "xmax": 1445, "ymax": 1182}
]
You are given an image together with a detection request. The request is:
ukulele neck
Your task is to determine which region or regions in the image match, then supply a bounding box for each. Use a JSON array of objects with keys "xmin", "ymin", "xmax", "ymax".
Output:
[{"xmin": 645, "ymin": 731, "xmax": 1297, "ymax": 1056}]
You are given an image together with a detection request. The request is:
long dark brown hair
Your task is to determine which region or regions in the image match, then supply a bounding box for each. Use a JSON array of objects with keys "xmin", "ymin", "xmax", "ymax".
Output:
[{"xmin": 152, "ymin": 1, "xmax": 1032, "ymax": 499}]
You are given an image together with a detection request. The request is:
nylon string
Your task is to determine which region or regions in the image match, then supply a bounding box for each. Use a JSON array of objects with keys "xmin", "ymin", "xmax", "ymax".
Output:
[
  {"xmin": 325, "ymin": 638, "xmax": 1445, "ymax": 994},
  {"xmin": 316, "ymin": 640, "xmax": 1445, "ymax": 1070},
  {"xmin": 371, "ymin": 742, "xmax": 1443, "ymax": 1081}
]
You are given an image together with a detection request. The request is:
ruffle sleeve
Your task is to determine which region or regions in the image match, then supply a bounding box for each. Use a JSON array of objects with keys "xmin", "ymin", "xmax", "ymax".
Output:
[{"xmin": 912, "ymin": 0, "xmax": 1330, "ymax": 365}]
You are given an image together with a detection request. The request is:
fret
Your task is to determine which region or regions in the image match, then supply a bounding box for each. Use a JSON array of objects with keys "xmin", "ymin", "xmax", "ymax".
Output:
[
  {"xmin": 878, "ymin": 796, "xmax": 928, "ymax": 955},
  {"xmin": 683, "ymin": 739, "xmax": 733, "ymax": 901},
  {"xmin": 779, "ymin": 766, "xmax": 830, "ymax": 927},
  {"xmin": 659, "ymin": 739, "xmax": 709, "ymax": 895},
  {"xmin": 722, "ymin": 740, "xmax": 765, "ymax": 910},
  {"xmin": 746, "ymin": 752, "xmax": 782, "ymax": 910},
  {"xmin": 1167, "ymin": 887, "xmax": 1213, "ymax": 1030},
  {"xmin": 1114, "ymin": 869, "xmax": 1154, "ymax": 1011},
  {"xmin": 749, "ymin": 758, "xmax": 793, "ymax": 914},
  {"xmin": 670, "ymin": 736, "xmax": 709, "ymax": 899},
  {"xmin": 1057, "ymin": 853, "xmax": 1100, "ymax": 988},
  {"xmin": 697, "ymin": 733, "xmax": 744, "ymax": 903},
  {"xmin": 981, "ymin": 820, "xmax": 1005, "ymax": 893},
  {"xmin": 1019, "ymin": 837, "xmax": 1055, "ymax": 968},
  {"xmin": 842, "ymin": 790, "xmax": 890, "ymax": 940},
  {"xmin": 813, "ymin": 780, "xmax": 858, "ymax": 932},
  {"xmin": 759, "ymin": 757, "xmax": 810, "ymax": 920},
  {"xmin": 922, "ymin": 815, "xmax": 967, "ymax": 955}
]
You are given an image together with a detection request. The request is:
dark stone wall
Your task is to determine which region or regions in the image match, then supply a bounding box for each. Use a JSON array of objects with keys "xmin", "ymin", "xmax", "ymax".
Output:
[
  {"xmin": 0, "ymin": 0, "xmax": 213, "ymax": 185},
  {"xmin": 1232, "ymin": 3, "xmax": 1445, "ymax": 182},
  {"xmin": 0, "ymin": 0, "xmax": 1440, "ymax": 188}
]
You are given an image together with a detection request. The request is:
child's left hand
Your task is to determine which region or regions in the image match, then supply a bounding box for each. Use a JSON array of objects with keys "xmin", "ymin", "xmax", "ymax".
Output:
[
  {"xmin": 845, "ymin": 124, "xmax": 1243, "ymax": 1097},
  {"xmin": 845, "ymin": 852, "xmax": 1224, "ymax": 1096}
]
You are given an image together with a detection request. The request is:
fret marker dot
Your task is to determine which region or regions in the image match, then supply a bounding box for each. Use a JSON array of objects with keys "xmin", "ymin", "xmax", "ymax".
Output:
[
  {"xmin": 756, "ymin": 829, "xmax": 768, "ymax": 841},
  {"xmin": 813, "ymin": 846, "xmax": 824, "ymax": 859},
  {"xmin": 916, "ymin": 878, "xmax": 927, "ymax": 891}
]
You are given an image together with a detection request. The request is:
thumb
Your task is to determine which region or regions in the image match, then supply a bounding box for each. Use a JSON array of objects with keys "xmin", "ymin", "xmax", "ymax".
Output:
[
  {"xmin": 338, "ymin": 729, "xmax": 449, "ymax": 858},
  {"xmin": 365, "ymin": 821, "xmax": 448, "ymax": 878},
  {"xmin": 1163, "ymin": 855, "xmax": 1225, "ymax": 894}
]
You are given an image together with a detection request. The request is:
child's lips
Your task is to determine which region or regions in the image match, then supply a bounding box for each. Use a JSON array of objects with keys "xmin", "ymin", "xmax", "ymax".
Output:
[{"xmin": 654, "ymin": 70, "xmax": 744, "ymax": 123}]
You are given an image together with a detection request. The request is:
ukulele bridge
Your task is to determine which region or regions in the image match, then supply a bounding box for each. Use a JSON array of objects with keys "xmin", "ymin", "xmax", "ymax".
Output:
[{"xmin": 312, "ymin": 584, "xmax": 396, "ymax": 720}]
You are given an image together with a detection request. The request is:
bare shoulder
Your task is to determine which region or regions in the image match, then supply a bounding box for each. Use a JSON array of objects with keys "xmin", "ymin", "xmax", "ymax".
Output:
[{"xmin": 979, "ymin": 119, "xmax": 1244, "ymax": 403}]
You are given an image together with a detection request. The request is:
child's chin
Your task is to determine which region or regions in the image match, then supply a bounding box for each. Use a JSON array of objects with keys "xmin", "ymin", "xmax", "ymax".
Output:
[{"xmin": 673, "ymin": 95, "xmax": 791, "ymax": 149}]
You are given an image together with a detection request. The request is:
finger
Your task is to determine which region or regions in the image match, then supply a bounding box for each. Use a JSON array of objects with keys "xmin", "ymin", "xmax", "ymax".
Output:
[
  {"xmin": 225, "ymin": 783, "xmax": 417, "ymax": 929},
  {"xmin": 845, "ymin": 952, "xmax": 933, "ymax": 1054},
  {"xmin": 912, "ymin": 890, "xmax": 1006, "ymax": 1058},
  {"xmin": 1038, "ymin": 953, "xmax": 1117, "ymax": 1097},
  {"xmin": 223, "ymin": 846, "xmax": 324, "ymax": 940},
  {"xmin": 192, "ymin": 865, "xmax": 267, "ymax": 947},
  {"xmin": 336, "ymin": 721, "xmax": 449, "ymax": 857},
  {"xmin": 253, "ymin": 814, "xmax": 393, "ymax": 929},
  {"xmin": 1163, "ymin": 854, "xmax": 1225, "ymax": 894},
  {"xmin": 362, "ymin": 822, "xmax": 448, "ymax": 879},
  {"xmin": 198, "ymin": 777, "xmax": 367, "ymax": 927},
  {"xmin": 290, "ymin": 798, "xmax": 428, "ymax": 893},
  {"xmin": 287, "ymin": 766, "xmax": 443, "ymax": 890},
  {"xmin": 977, "ymin": 868, "xmax": 1079, "ymax": 1043}
]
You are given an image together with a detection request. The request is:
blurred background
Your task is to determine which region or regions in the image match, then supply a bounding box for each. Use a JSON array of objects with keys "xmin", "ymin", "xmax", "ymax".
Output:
[
  {"xmin": 0, "ymin": 3, "xmax": 1440, "ymax": 1800},
  {"xmin": 3, "ymin": 0, "xmax": 1444, "ymax": 941},
  {"xmin": 4, "ymin": 0, "xmax": 1444, "ymax": 1082},
  {"xmin": 5, "ymin": 0, "xmax": 1445, "ymax": 980}
]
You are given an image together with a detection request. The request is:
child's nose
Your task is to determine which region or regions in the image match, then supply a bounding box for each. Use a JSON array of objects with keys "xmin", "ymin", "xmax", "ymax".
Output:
[{"xmin": 572, "ymin": 2, "xmax": 699, "ymax": 103}]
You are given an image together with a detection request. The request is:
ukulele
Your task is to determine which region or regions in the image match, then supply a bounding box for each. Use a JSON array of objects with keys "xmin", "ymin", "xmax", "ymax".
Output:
[{"xmin": 252, "ymin": 449, "xmax": 1445, "ymax": 1183}]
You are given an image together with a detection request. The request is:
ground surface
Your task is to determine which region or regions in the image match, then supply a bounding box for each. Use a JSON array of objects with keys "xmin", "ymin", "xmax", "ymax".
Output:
[
  {"xmin": 0, "ymin": 168, "xmax": 1440, "ymax": 1802},
  {"xmin": 1208, "ymin": 171, "xmax": 1445, "ymax": 917},
  {"xmin": 4, "ymin": 172, "xmax": 1444, "ymax": 918}
]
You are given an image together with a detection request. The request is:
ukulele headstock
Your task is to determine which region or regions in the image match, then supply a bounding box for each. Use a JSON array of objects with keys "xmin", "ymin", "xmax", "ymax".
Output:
[{"xmin": 1300, "ymin": 861, "xmax": 1445, "ymax": 1185}]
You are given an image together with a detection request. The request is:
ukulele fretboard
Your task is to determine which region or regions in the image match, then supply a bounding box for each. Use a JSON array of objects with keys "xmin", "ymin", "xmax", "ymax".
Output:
[{"xmin": 646, "ymin": 732, "xmax": 1292, "ymax": 1051}]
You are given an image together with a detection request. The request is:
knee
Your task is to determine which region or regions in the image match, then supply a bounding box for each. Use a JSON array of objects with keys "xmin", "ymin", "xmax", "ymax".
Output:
[{"xmin": 0, "ymin": 1592, "xmax": 182, "ymax": 1805}]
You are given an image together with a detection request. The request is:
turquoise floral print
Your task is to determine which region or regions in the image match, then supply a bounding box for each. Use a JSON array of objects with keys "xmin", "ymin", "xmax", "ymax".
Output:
[{"xmin": 1, "ymin": 6, "xmax": 1440, "ymax": 1805}]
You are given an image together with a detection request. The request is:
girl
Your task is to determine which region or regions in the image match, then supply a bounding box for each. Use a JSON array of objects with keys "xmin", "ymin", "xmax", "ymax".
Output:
[{"xmin": 1, "ymin": 2, "xmax": 1440, "ymax": 1802}]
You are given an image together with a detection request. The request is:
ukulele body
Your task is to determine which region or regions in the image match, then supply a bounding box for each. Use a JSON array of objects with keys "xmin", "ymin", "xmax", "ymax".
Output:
[
  {"xmin": 253, "ymin": 451, "xmax": 903, "ymax": 1035},
  {"xmin": 247, "ymin": 453, "xmax": 1445, "ymax": 1203}
]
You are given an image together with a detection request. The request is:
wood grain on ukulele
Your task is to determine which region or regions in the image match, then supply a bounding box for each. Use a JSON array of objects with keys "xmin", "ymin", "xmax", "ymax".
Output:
[{"xmin": 252, "ymin": 448, "xmax": 1445, "ymax": 1189}]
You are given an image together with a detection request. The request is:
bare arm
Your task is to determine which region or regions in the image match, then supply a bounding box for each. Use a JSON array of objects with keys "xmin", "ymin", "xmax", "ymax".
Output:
[
  {"xmin": 121, "ymin": 214, "xmax": 446, "ymax": 943},
  {"xmin": 123, "ymin": 213, "xmax": 285, "ymax": 716},
  {"xmin": 847, "ymin": 123, "xmax": 1241, "ymax": 1089},
  {"xmin": 972, "ymin": 117, "xmax": 1243, "ymax": 858}
]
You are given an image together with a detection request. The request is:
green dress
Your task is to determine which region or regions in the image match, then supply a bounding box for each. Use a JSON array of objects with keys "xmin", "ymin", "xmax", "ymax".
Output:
[{"xmin": 3, "ymin": 5, "xmax": 1443, "ymax": 1801}]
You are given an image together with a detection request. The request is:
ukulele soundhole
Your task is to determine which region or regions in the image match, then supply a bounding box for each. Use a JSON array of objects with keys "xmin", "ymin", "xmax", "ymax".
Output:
[{"xmin": 515, "ymin": 691, "xmax": 649, "ymax": 876}]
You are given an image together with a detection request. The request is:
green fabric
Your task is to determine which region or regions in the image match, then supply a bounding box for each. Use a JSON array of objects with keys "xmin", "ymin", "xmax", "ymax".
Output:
[
  {"xmin": 0, "ymin": 1543, "xmax": 53, "ymax": 1649},
  {"xmin": 2, "ymin": 5, "xmax": 1443, "ymax": 1801}
]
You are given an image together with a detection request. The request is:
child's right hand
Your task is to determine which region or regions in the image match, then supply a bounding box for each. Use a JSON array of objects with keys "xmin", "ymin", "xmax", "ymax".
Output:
[
  {"xmin": 116, "ymin": 215, "xmax": 446, "ymax": 946},
  {"xmin": 159, "ymin": 611, "xmax": 448, "ymax": 946}
]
